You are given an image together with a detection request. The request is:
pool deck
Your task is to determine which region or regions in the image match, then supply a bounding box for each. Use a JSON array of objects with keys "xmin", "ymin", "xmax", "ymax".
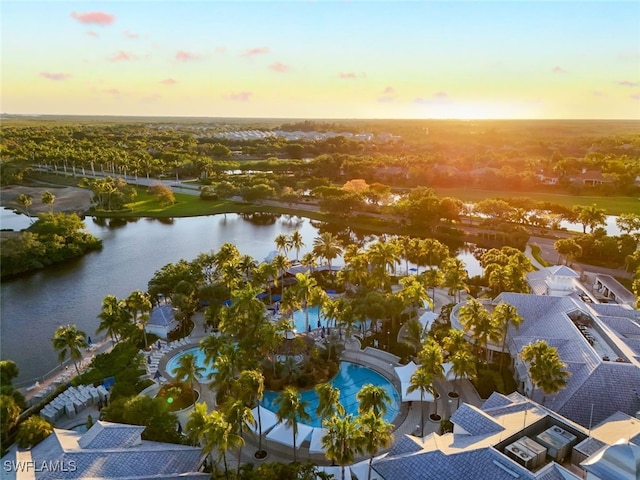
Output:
[{"xmin": 53, "ymin": 303, "xmax": 484, "ymax": 470}]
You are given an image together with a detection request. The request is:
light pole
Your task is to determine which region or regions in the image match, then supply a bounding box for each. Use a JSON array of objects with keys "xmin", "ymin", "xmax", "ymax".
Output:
[{"xmin": 387, "ymin": 330, "xmax": 390, "ymax": 351}]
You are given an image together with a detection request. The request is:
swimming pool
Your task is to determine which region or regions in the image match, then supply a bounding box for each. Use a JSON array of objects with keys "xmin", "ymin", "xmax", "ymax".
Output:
[
  {"xmin": 291, "ymin": 306, "xmax": 370, "ymax": 333},
  {"xmin": 261, "ymin": 362, "xmax": 401, "ymax": 428},
  {"xmin": 165, "ymin": 347, "xmax": 215, "ymax": 383}
]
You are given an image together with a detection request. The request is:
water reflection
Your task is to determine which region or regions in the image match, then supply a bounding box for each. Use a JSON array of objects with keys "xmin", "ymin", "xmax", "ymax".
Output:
[{"xmin": 2, "ymin": 212, "xmax": 480, "ymax": 385}]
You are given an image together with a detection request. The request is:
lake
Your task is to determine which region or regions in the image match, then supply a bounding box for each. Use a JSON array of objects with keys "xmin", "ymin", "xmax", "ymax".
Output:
[{"xmin": 1, "ymin": 212, "xmax": 483, "ymax": 386}]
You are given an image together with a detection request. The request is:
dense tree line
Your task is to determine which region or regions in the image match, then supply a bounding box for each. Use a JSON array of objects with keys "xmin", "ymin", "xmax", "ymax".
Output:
[{"xmin": 1, "ymin": 212, "xmax": 102, "ymax": 278}]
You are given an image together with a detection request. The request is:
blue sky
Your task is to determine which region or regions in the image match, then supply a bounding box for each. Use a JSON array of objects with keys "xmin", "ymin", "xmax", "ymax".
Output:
[{"xmin": 2, "ymin": 1, "xmax": 639, "ymax": 118}]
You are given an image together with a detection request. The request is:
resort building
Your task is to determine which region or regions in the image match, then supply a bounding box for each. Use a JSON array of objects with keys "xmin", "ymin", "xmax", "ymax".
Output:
[
  {"xmin": 369, "ymin": 392, "xmax": 640, "ymax": 480},
  {"xmin": 10, "ymin": 421, "xmax": 206, "ymax": 479},
  {"xmin": 145, "ymin": 305, "xmax": 179, "ymax": 340}
]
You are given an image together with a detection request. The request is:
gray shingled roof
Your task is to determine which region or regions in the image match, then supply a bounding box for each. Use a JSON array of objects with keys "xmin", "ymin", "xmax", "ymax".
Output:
[
  {"xmin": 386, "ymin": 434, "xmax": 424, "ymax": 457},
  {"xmin": 590, "ymin": 303, "xmax": 640, "ymax": 319},
  {"xmin": 450, "ymin": 404, "xmax": 505, "ymax": 436},
  {"xmin": 78, "ymin": 421, "xmax": 144, "ymax": 449},
  {"xmin": 373, "ymin": 448, "xmax": 535, "ymax": 480},
  {"xmin": 599, "ymin": 315, "xmax": 640, "ymax": 336},
  {"xmin": 27, "ymin": 423, "xmax": 205, "ymax": 479},
  {"xmin": 482, "ymin": 392, "xmax": 513, "ymax": 410},
  {"xmin": 556, "ymin": 362, "xmax": 640, "ymax": 428},
  {"xmin": 496, "ymin": 293, "xmax": 640, "ymax": 428}
]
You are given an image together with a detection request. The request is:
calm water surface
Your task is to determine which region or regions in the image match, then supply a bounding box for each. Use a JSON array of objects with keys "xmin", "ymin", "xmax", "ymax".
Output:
[{"xmin": 1, "ymin": 213, "xmax": 482, "ymax": 386}]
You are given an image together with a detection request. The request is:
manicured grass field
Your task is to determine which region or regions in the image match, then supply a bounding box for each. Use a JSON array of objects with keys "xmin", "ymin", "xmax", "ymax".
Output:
[{"xmin": 432, "ymin": 187, "xmax": 638, "ymax": 215}]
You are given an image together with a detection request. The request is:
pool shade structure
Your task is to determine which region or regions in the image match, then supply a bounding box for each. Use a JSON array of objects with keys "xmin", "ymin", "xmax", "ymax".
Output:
[
  {"xmin": 309, "ymin": 427, "xmax": 328, "ymax": 455},
  {"xmin": 350, "ymin": 459, "xmax": 383, "ymax": 480},
  {"xmin": 249, "ymin": 406, "xmax": 279, "ymax": 436},
  {"xmin": 266, "ymin": 422, "xmax": 314, "ymax": 449},
  {"xmin": 418, "ymin": 311, "xmax": 438, "ymax": 332},
  {"xmin": 394, "ymin": 362, "xmax": 435, "ymax": 402}
]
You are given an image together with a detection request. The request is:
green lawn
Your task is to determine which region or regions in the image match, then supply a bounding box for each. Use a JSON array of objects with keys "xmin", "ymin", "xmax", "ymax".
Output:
[{"xmin": 433, "ymin": 187, "xmax": 639, "ymax": 215}]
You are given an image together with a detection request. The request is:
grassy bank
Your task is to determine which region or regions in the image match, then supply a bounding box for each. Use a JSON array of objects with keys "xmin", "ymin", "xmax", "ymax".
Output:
[{"xmin": 432, "ymin": 187, "xmax": 639, "ymax": 215}]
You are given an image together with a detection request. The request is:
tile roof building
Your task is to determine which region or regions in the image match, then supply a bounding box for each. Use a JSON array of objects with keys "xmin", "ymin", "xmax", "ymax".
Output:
[
  {"xmin": 369, "ymin": 392, "xmax": 640, "ymax": 480},
  {"xmin": 9, "ymin": 421, "xmax": 206, "ymax": 479}
]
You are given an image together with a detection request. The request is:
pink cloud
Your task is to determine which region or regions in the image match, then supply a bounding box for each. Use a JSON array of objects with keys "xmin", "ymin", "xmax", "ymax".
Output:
[
  {"xmin": 40, "ymin": 72, "xmax": 72, "ymax": 81},
  {"xmin": 383, "ymin": 86, "xmax": 395, "ymax": 94},
  {"xmin": 618, "ymin": 80, "xmax": 639, "ymax": 87},
  {"xmin": 110, "ymin": 51, "xmax": 137, "ymax": 62},
  {"xmin": 339, "ymin": 72, "xmax": 358, "ymax": 79},
  {"xmin": 592, "ymin": 91, "xmax": 606, "ymax": 97},
  {"xmin": 226, "ymin": 91, "xmax": 252, "ymax": 102},
  {"xmin": 124, "ymin": 30, "xmax": 139, "ymax": 39},
  {"xmin": 215, "ymin": 46, "xmax": 226, "ymax": 54},
  {"xmin": 269, "ymin": 62, "xmax": 290, "ymax": 73},
  {"xmin": 377, "ymin": 96, "xmax": 395, "ymax": 103},
  {"xmin": 433, "ymin": 91, "xmax": 448, "ymax": 99},
  {"xmin": 552, "ymin": 65, "xmax": 567, "ymax": 74},
  {"xmin": 86, "ymin": 31, "xmax": 99, "ymax": 38},
  {"xmin": 632, "ymin": 93, "xmax": 640, "ymax": 100},
  {"xmin": 104, "ymin": 88, "xmax": 120, "ymax": 95},
  {"xmin": 71, "ymin": 11, "xmax": 115, "ymax": 25},
  {"xmin": 160, "ymin": 78, "xmax": 177, "ymax": 85},
  {"xmin": 176, "ymin": 50, "xmax": 200, "ymax": 62},
  {"xmin": 242, "ymin": 47, "xmax": 269, "ymax": 57}
]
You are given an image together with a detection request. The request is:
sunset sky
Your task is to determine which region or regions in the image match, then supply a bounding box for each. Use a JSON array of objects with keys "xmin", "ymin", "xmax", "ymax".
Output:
[{"xmin": 2, "ymin": 1, "xmax": 639, "ymax": 119}]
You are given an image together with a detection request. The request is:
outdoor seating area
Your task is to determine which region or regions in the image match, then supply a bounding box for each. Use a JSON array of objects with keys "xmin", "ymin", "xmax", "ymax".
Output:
[
  {"xmin": 143, "ymin": 337, "xmax": 192, "ymax": 377},
  {"xmin": 39, "ymin": 384, "xmax": 109, "ymax": 423}
]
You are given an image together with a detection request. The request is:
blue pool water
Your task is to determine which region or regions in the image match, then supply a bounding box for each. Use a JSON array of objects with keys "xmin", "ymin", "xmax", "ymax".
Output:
[
  {"xmin": 165, "ymin": 347, "xmax": 215, "ymax": 383},
  {"xmin": 291, "ymin": 306, "xmax": 370, "ymax": 333},
  {"xmin": 261, "ymin": 362, "xmax": 400, "ymax": 428}
]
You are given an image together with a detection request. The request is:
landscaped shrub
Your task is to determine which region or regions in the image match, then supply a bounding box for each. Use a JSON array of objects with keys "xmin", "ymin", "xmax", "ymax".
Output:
[
  {"xmin": 16, "ymin": 416, "xmax": 53, "ymax": 448},
  {"xmin": 473, "ymin": 368, "xmax": 505, "ymax": 399}
]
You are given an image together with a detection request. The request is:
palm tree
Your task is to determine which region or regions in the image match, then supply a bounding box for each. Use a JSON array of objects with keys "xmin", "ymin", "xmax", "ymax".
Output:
[
  {"xmin": 457, "ymin": 299, "xmax": 501, "ymax": 363},
  {"xmin": 520, "ymin": 340, "xmax": 571, "ymax": 404},
  {"xmin": 274, "ymin": 386, "xmax": 311, "ymax": 462},
  {"xmin": 421, "ymin": 268, "xmax": 443, "ymax": 312},
  {"xmin": 274, "ymin": 233, "xmax": 291, "ymax": 257},
  {"xmin": 238, "ymin": 254, "xmax": 258, "ymax": 279},
  {"xmin": 286, "ymin": 272, "xmax": 322, "ymax": 334},
  {"xmin": 171, "ymin": 352, "xmax": 204, "ymax": 404},
  {"xmin": 417, "ymin": 338, "xmax": 444, "ymax": 379},
  {"xmin": 253, "ymin": 261, "xmax": 278, "ymax": 304},
  {"xmin": 399, "ymin": 275, "xmax": 432, "ymax": 318},
  {"xmin": 236, "ymin": 370, "xmax": 266, "ymax": 455},
  {"xmin": 52, "ymin": 324, "xmax": 88, "ymax": 375},
  {"xmin": 575, "ymin": 203, "xmax": 607, "ymax": 233},
  {"xmin": 359, "ymin": 411, "xmax": 394, "ymax": 480},
  {"xmin": 407, "ymin": 367, "xmax": 436, "ymax": 436},
  {"xmin": 492, "ymin": 302, "xmax": 524, "ymax": 372},
  {"xmin": 272, "ymin": 254, "xmax": 291, "ymax": 297},
  {"xmin": 356, "ymin": 384, "xmax": 390, "ymax": 418},
  {"xmin": 449, "ymin": 350, "xmax": 477, "ymax": 398},
  {"xmin": 209, "ymin": 409, "xmax": 243, "ymax": 478},
  {"xmin": 96, "ymin": 294, "xmax": 129, "ymax": 344},
  {"xmin": 300, "ymin": 252, "xmax": 317, "ymax": 274},
  {"xmin": 368, "ymin": 239, "xmax": 400, "ymax": 277},
  {"xmin": 289, "ymin": 230, "xmax": 305, "ymax": 261},
  {"xmin": 312, "ymin": 232, "xmax": 343, "ymax": 274},
  {"xmin": 315, "ymin": 383, "xmax": 345, "ymax": 431},
  {"xmin": 221, "ymin": 398, "xmax": 255, "ymax": 475},
  {"xmin": 16, "ymin": 193, "xmax": 33, "ymax": 222},
  {"xmin": 399, "ymin": 318, "xmax": 427, "ymax": 356},
  {"xmin": 321, "ymin": 414, "xmax": 363, "ymax": 480},
  {"xmin": 125, "ymin": 290, "xmax": 153, "ymax": 349},
  {"xmin": 442, "ymin": 329, "xmax": 469, "ymax": 358},
  {"xmin": 41, "ymin": 191, "xmax": 55, "ymax": 212},
  {"xmin": 186, "ymin": 403, "xmax": 217, "ymax": 470},
  {"xmin": 441, "ymin": 257, "xmax": 469, "ymax": 302}
]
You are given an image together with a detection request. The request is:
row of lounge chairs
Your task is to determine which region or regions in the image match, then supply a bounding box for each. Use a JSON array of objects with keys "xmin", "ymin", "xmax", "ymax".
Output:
[{"xmin": 143, "ymin": 337, "xmax": 193, "ymax": 377}]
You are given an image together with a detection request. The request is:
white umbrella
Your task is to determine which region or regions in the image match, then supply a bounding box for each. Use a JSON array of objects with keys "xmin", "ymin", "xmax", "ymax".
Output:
[
  {"xmin": 266, "ymin": 421, "xmax": 314, "ymax": 448},
  {"xmin": 394, "ymin": 361, "xmax": 418, "ymax": 383},
  {"xmin": 418, "ymin": 311, "xmax": 438, "ymax": 332},
  {"xmin": 249, "ymin": 406, "xmax": 279, "ymax": 436},
  {"xmin": 309, "ymin": 427, "xmax": 327, "ymax": 455}
]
